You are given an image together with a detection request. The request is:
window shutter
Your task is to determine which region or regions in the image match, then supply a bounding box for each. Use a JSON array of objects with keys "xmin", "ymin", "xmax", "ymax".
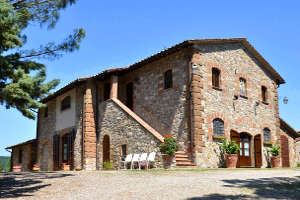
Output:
[
  {"xmin": 53, "ymin": 134, "xmax": 60, "ymax": 170},
  {"xmin": 67, "ymin": 130, "xmax": 76, "ymax": 170}
]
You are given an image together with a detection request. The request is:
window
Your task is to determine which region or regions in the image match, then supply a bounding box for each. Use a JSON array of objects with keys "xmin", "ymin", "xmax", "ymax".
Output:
[
  {"xmin": 264, "ymin": 128, "xmax": 271, "ymax": 142},
  {"xmin": 61, "ymin": 96, "xmax": 71, "ymax": 111},
  {"xmin": 121, "ymin": 144, "xmax": 127, "ymax": 159},
  {"xmin": 262, "ymin": 86, "xmax": 267, "ymax": 102},
  {"xmin": 163, "ymin": 70, "xmax": 173, "ymax": 89},
  {"xmin": 213, "ymin": 118, "xmax": 225, "ymax": 136},
  {"xmin": 18, "ymin": 149, "xmax": 23, "ymax": 163},
  {"xmin": 212, "ymin": 68, "xmax": 221, "ymax": 88},
  {"xmin": 44, "ymin": 107, "xmax": 48, "ymax": 118},
  {"xmin": 104, "ymin": 83, "xmax": 111, "ymax": 101},
  {"xmin": 239, "ymin": 78, "xmax": 247, "ymax": 96}
]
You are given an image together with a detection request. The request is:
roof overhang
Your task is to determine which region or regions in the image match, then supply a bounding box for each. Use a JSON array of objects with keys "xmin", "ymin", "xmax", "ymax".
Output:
[
  {"xmin": 280, "ymin": 118, "xmax": 299, "ymax": 139},
  {"xmin": 41, "ymin": 38, "xmax": 285, "ymax": 103},
  {"xmin": 5, "ymin": 139, "xmax": 37, "ymax": 150}
]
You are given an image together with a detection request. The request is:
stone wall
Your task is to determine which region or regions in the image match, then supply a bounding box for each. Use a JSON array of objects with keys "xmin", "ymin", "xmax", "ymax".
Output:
[
  {"xmin": 191, "ymin": 43, "xmax": 279, "ymax": 168},
  {"xmin": 118, "ymin": 50, "xmax": 190, "ymax": 152},
  {"xmin": 37, "ymin": 99, "xmax": 56, "ymax": 171},
  {"xmin": 11, "ymin": 144, "xmax": 33, "ymax": 171},
  {"xmin": 97, "ymin": 100, "xmax": 162, "ymax": 169}
]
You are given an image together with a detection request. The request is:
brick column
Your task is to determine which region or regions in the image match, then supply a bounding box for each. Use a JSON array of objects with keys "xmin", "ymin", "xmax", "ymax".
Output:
[
  {"xmin": 110, "ymin": 75, "xmax": 118, "ymax": 99},
  {"xmin": 190, "ymin": 52, "xmax": 206, "ymax": 164},
  {"xmin": 83, "ymin": 81, "xmax": 97, "ymax": 170}
]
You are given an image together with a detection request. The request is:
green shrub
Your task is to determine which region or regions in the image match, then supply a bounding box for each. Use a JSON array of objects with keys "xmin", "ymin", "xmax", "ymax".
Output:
[
  {"xmin": 103, "ymin": 162, "xmax": 113, "ymax": 169},
  {"xmin": 160, "ymin": 135, "xmax": 179, "ymax": 156},
  {"xmin": 297, "ymin": 162, "xmax": 300, "ymax": 168},
  {"xmin": 221, "ymin": 139, "xmax": 240, "ymax": 155},
  {"xmin": 268, "ymin": 145, "xmax": 280, "ymax": 156}
]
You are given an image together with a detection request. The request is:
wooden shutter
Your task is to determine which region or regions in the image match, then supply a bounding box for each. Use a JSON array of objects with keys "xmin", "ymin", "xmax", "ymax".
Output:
[
  {"xmin": 67, "ymin": 130, "xmax": 76, "ymax": 170},
  {"xmin": 53, "ymin": 134, "xmax": 60, "ymax": 170}
]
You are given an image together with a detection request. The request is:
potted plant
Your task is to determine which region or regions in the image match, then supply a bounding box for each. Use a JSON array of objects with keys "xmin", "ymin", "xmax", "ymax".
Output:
[
  {"xmin": 221, "ymin": 139, "xmax": 240, "ymax": 168},
  {"xmin": 268, "ymin": 145, "xmax": 280, "ymax": 168},
  {"xmin": 32, "ymin": 164, "xmax": 40, "ymax": 172},
  {"xmin": 103, "ymin": 162, "xmax": 114, "ymax": 170},
  {"xmin": 160, "ymin": 134, "xmax": 179, "ymax": 169},
  {"xmin": 62, "ymin": 162, "xmax": 70, "ymax": 171},
  {"xmin": 12, "ymin": 165, "xmax": 22, "ymax": 172}
]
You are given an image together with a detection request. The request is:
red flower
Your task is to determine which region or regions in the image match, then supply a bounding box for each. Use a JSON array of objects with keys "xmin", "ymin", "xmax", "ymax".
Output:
[{"xmin": 164, "ymin": 134, "xmax": 173, "ymax": 139}]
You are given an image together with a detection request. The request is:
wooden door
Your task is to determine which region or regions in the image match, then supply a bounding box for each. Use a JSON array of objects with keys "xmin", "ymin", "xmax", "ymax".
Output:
[
  {"xmin": 126, "ymin": 82, "xmax": 133, "ymax": 110},
  {"xmin": 103, "ymin": 135, "xmax": 110, "ymax": 163},
  {"xmin": 254, "ymin": 135, "xmax": 262, "ymax": 168},
  {"xmin": 230, "ymin": 130, "xmax": 240, "ymax": 167},
  {"xmin": 239, "ymin": 133, "xmax": 251, "ymax": 167},
  {"xmin": 281, "ymin": 135, "xmax": 290, "ymax": 168}
]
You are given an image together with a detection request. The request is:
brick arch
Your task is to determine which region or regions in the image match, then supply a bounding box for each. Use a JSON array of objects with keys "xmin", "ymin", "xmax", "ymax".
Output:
[{"xmin": 207, "ymin": 113, "xmax": 229, "ymax": 142}]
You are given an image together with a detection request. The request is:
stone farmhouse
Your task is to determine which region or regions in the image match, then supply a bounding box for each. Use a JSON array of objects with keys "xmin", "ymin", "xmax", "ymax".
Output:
[{"xmin": 6, "ymin": 38, "xmax": 300, "ymax": 171}]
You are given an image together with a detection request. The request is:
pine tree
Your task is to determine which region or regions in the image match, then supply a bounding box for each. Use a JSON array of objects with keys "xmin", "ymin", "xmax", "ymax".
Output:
[{"xmin": 0, "ymin": 0, "xmax": 85, "ymax": 119}]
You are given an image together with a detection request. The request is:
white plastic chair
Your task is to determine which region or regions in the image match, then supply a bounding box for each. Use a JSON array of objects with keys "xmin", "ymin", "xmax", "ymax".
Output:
[
  {"xmin": 138, "ymin": 153, "xmax": 148, "ymax": 170},
  {"xmin": 147, "ymin": 152, "xmax": 156, "ymax": 169},
  {"xmin": 131, "ymin": 154, "xmax": 140, "ymax": 170},
  {"xmin": 120, "ymin": 154, "xmax": 133, "ymax": 170}
]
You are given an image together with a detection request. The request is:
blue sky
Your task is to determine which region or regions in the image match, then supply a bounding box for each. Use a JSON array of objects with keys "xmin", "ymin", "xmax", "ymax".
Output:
[{"xmin": 1, "ymin": 0, "xmax": 300, "ymax": 156}]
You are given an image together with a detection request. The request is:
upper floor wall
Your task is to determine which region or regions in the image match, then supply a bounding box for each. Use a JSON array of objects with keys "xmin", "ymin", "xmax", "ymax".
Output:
[{"xmin": 192, "ymin": 42, "xmax": 279, "ymax": 143}]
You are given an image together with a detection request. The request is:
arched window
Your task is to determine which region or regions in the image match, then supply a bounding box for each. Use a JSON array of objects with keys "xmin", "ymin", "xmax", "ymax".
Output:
[
  {"xmin": 164, "ymin": 70, "xmax": 173, "ymax": 89},
  {"xmin": 61, "ymin": 96, "xmax": 71, "ymax": 111},
  {"xmin": 261, "ymin": 86, "xmax": 268, "ymax": 102},
  {"xmin": 213, "ymin": 118, "xmax": 225, "ymax": 136},
  {"xmin": 239, "ymin": 78, "xmax": 247, "ymax": 96},
  {"xmin": 263, "ymin": 128, "xmax": 271, "ymax": 142},
  {"xmin": 212, "ymin": 68, "xmax": 221, "ymax": 88}
]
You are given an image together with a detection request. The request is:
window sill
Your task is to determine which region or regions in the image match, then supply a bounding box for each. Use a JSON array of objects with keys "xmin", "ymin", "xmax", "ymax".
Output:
[
  {"xmin": 213, "ymin": 135, "xmax": 226, "ymax": 139},
  {"xmin": 239, "ymin": 95, "xmax": 248, "ymax": 99},
  {"xmin": 212, "ymin": 87, "xmax": 222, "ymax": 91},
  {"xmin": 263, "ymin": 141, "xmax": 272, "ymax": 146}
]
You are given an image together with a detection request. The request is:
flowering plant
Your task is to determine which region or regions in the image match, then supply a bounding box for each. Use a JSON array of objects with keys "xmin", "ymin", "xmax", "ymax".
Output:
[
  {"xmin": 33, "ymin": 164, "xmax": 39, "ymax": 168},
  {"xmin": 160, "ymin": 135, "xmax": 179, "ymax": 156},
  {"xmin": 63, "ymin": 162, "xmax": 68, "ymax": 165}
]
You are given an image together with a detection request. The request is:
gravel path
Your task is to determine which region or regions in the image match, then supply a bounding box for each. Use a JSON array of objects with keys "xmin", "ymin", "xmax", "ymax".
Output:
[{"xmin": 1, "ymin": 169, "xmax": 300, "ymax": 200}]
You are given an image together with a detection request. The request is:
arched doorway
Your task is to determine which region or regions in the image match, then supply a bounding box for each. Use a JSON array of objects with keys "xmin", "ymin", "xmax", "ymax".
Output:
[
  {"xmin": 230, "ymin": 131, "xmax": 252, "ymax": 167},
  {"xmin": 103, "ymin": 135, "xmax": 110, "ymax": 163},
  {"xmin": 254, "ymin": 135, "xmax": 262, "ymax": 168},
  {"xmin": 281, "ymin": 135, "xmax": 290, "ymax": 167}
]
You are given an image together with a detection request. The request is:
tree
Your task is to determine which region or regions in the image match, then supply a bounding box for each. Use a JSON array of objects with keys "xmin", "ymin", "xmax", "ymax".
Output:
[{"xmin": 0, "ymin": 0, "xmax": 85, "ymax": 119}]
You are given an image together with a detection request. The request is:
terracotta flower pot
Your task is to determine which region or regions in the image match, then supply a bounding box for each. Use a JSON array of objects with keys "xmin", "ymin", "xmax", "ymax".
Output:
[
  {"xmin": 271, "ymin": 156, "xmax": 280, "ymax": 168},
  {"xmin": 162, "ymin": 154, "xmax": 176, "ymax": 169},
  {"xmin": 13, "ymin": 166, "xmax": 22, "ymax": 172},
  {"xmin": 62, "ymin": 164, "xmax": 70, "ymax": 171},
  {"xmin": 226, "ymin": 154, "xmax": 238, "ymax": 168}
]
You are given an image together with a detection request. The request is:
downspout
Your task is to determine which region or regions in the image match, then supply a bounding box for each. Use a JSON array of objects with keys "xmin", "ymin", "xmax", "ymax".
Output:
[{"xmin": 188, "ymin": 60, "xmax": 194, "ymax": 160}]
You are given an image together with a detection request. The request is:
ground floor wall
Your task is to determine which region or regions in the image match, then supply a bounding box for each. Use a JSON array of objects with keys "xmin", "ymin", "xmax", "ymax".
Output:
[
  {"xmin": 96, "ymin": 100, "xmax": 163, "ymax": 169},
  {"xmin": 194, "ymin": 132, "xmax": 297, "ymax": 168},
  {"xmin": 11, "ymin": 144, "xmax": 35, "ymax": 171}
]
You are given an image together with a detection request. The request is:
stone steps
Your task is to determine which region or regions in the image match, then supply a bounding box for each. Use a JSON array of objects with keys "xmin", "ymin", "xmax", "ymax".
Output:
[{"xmin": 175, "ymin": 151, "xmax": 196, "ymax": 168}]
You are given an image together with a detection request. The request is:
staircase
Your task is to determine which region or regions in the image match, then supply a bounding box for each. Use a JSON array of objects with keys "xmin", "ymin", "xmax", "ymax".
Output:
[{"xmin": 175, "ymin": 151, "xmax": 197, "ymax": 168}]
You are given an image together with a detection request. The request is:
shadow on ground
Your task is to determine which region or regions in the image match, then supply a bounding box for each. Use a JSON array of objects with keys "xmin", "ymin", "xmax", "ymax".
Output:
[
  {"xmin": 0, "ymin": 172, "xmax": 73, "ymax": 199},
  {"xmin": 188, "ymin": 176, "xmax": 300, "ymax": 200}
]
